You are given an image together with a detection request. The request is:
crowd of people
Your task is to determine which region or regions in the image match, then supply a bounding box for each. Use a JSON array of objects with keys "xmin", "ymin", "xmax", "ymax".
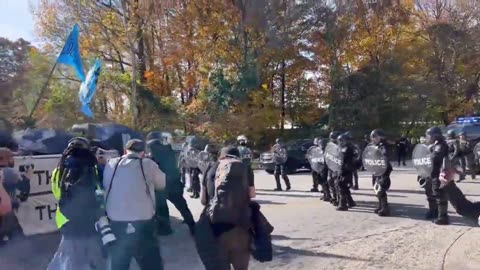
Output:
[
  {"xmin": 42, "ymin": 133, "xmax": 270, "ymax": 270},
  {"xmin": 3, "ymin": 125, "xmax": 480, "ymax": 270}
]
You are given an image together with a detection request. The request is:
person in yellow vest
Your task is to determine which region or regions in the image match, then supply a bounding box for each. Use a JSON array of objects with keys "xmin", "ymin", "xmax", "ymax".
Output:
[{"xmin": 48, "ymin": 137, "xmax": 105, "ymax": 270}]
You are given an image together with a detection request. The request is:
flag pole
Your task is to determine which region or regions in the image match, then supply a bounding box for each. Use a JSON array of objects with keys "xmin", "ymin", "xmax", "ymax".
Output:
[{"xmin": 28, "ymin": 61, "xmax": 58, "ymax": 119}]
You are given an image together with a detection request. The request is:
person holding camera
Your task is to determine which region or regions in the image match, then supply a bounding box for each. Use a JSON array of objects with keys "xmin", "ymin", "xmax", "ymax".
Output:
[
  {"xmin": 103, "ymin": 139, "xmax": 166, "ymax": 270},
  {"xmin": 0, "ymin": 147, "xmax": 30, "ymax": 243},
  {"xmin": 47, "ymin": 137, "xmax": 105, "ymax": 270}
]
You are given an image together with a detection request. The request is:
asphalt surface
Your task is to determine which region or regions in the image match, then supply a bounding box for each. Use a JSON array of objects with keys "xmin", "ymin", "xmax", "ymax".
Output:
[{"xmin": 2, "ymin": 165, "xmax": 480, "ymax": 270}]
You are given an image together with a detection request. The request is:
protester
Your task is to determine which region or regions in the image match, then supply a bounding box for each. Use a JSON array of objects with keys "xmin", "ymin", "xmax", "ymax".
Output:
[
  {"xmin": 199, "ymin": 146, "xmax": 252, "ymax": 270},
  {"xmin": 47, "ymin": 138, "xmax": 105, "ymax": 270},
  {"xmin": 440, "ymin": 169, "xmax": 480, "ymax": 223},
  {"xmin": 103, "ymin": 139, "xmax": 166, "ymax": 270},
  {"xmin": 147, "ymin": 138, "xmax": 195, "ymax": 236},
  {"xmin": 0, "ymin": 147, "xmax": 30, "ymax": 244}
]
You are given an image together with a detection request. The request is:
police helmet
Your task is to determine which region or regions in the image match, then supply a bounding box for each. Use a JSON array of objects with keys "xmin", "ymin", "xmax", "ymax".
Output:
[
  {"xmin": 204, "ymin": 144, "xmax": 218, "ymax": 154},
  {"xmin": 275, "ymin": 138, "xmax": 282, "ymax": 144},
  {"xmin": 459, "ymin": 130, "xmax": 466, "ymax": 137},
  {"xmin": 446, "ymin": 129, "xmax": 456, "ymax": 139},
  {"xmin": 370, "ymin": 129, "xmax": 385, "ymax": 139},
  {"xmin": 329, "ymin": 131, "xmax": 341, "ymax": 141},
  {"xmin": 337, "ymin": 134, "xmax": 350, "ymax": 145},
  {"xmin": 313, "ymin": 137, "xmax": 319, "ymax": 146},
  {"xmin": 426, "ymin": 126, "xmax": 443, "ymax": 141},
  {"xmin": 343, "ymin": 131, "xmax": 353, "ymax": 140}
]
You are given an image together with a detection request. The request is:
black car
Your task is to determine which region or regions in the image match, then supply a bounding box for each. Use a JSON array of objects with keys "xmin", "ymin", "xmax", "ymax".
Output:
[{"xmin": 259, "ymin": 139, "xmax": 314, "ymax": 174}]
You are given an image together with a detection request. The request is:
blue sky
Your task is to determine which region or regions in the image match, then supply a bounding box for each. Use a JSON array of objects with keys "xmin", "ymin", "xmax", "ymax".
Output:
[{"xmin": 0, "ymin": 0, "xmax": 38, "ymax": 42}]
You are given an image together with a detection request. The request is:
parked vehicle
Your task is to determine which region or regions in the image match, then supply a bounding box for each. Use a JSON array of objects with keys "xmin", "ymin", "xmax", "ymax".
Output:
[{"xmin": 259, "ymin": 139, "xmax": 314, "ymax": 174}]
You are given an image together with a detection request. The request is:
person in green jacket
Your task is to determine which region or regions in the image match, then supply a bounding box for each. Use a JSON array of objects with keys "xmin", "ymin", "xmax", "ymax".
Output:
[{"xmin": 147, "ymin": 137, "xmax": 195, "ymax": 235}]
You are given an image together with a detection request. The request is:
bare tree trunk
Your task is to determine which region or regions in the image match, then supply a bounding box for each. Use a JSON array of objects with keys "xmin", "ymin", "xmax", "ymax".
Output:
[
  {"xmin": 280, "ymin": 60, "xmax": 286, "ymax": 133},
  {"xmin": 121, "ymin": 0, "xmax": 138, "ymax": 128}
]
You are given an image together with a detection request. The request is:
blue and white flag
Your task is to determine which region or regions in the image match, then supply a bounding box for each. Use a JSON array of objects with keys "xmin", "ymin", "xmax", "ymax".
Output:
[
  {"xmin": 57, "ymin": 24, "xmax": 86, "ymax": 82},
  {"xmin": 79, "ymin": 58, "xmax": 102, "ymax": 118}
]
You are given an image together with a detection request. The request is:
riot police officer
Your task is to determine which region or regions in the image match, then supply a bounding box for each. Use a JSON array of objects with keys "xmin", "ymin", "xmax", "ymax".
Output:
[
  {"xmin": 308, "ymin": 138, "xmax": 321, "ymax": 193},
  {"xmin": 328, "ymin": 131, "xmax": 341, "ymax": 206},
  {"xmin": 426, "ymin": 126, "xmax": 450, "ymax": 225},
  {"xmin": 237, "ymin": 135, "xmax": 255, "ymax": 189},
  {"xmin": 459, "ymin": 131, "xmax": 476, "ymax": 180},
  {"xmin": 369, "ymin": 129, "xmax": 393, "ymax": 216},
  {"xmin": 446, "ymin": 130, "xmax": 464, "ymax": 182},
  {"xmin": 272, "ymin": 138, "xmax": 291, "ymax": 191},
  {"xmin": 335, "ymin": 133, "xmax": 356, "ymax": 211},
  {"xmin": 317, "ymin": 138, "xmax": 331, "ymax": 201}
]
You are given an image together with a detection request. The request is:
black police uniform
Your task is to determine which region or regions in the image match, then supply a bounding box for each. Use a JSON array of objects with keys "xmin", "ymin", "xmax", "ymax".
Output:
[
  {"xmin": 318, "ymin": 139, "xmax": 331, "ymax": 201},
  {"xmin": 371, "ymin": 139, "xmax": 393, "ymax": 216},
  {"xmin": 327, "ymin": 134, "xmax": 341, "ymax": 206},
  {"xmin": 272, "ymin": 143, "xmax": 291, "ymax": 191},
  {"xmin": 335, "ymin": 136, "xmax": 356, "ymax": 211},
  {"xmin": 459, "ymin": 137, "xmax": 476, "ymax": 180},
  {"xmin": 426, "ymin": 128, "xmax": 450, "ymax": 225}
]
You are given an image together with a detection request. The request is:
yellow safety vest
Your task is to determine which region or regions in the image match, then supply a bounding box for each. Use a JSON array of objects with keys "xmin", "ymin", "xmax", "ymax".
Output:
[{"xmin": 51, "ymin": 166, "xmax": 101, "ymax": 229}]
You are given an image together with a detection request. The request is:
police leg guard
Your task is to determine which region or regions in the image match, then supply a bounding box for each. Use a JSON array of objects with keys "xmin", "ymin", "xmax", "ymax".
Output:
[
  {"xmin": 283, "ymin": 174, "xmax": 291, "ymax": 191},
  {"xmin": 336, "ymin": 194, "xmax": 348, "ymax": 211},
  {"xmin": 425, "ymin": 199, "xmax": 438, "ymax": 220},
  {"xmin": 434, "ymin": 202, "xmax": 450, "ymax": 225},
  {"xmin": 374, "ymin": 196, "xmax": 382, "ymax": 214},
  {"xmin": 274, "ymin": 174, "xmax": 282, "ymax": 191},
  {"xmin": 377, "ymin": 194, "xmax": 390, "ymax": 217},
  {"xmin": 345, "ymin": 189, "xmax": 357, "ymax": 208},
  {"xmin": 336, "ymin": 182, "xmax": 348, "ymax": 211},
  {"xmin": 320, "ymin": 184, "xmax": 331, "ymax": 201}
]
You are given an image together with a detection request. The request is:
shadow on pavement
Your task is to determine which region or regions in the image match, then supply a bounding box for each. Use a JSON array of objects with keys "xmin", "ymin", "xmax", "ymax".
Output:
[
  {"xmin": 255, "ymin": 199, "xmax": 287, "ymax": 205},
  {"xmin": 273, "ymin": 244, "xmax": 372, "ymax": 262},
  {"xmin": 352, "ymin": 192, "xmax": 407, "ymax": 198},
  {"xmin": 351, "ymin": 200, "xmax": 476, "ymax": 227},
  {"xmin": 256, "ymin": 191, "xmax": 320, "ymax": 199},
  {"xmin": 389, "ymin": 189, "xmax": 425, "ymax": 195},
  {"xmin": 272, "ymin": 234, "xmax": 312, "ymax": 241}
]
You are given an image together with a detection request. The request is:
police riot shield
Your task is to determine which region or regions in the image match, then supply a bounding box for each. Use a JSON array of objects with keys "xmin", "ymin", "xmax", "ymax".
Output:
[
  {"xmin": 197, "ymin": 151, "xmax": 211, "ymax": 174},
  {"xmin": 238, "ymin": 146, "xmax": 252, "ymax": 166},
  {"xmin": 362, "ymin": 145, "xmax": 388, "ymax": 176},
  {"xmin": 306, "ymin": 146, "xmax": 325, "ymax": 173},
  {"xmin": 474, "ymin": 142, "xmax": 480, "ymax": 161},
  {"xmin": 273, "ymin": 146, "xmax": 288, "ymax": 164},
  {"xmin": 185, "ymin": 147, "xmax": 200, "ymax": 169},
  {"xmin": 324, "ymin": 142, "xmax": 343, "ymax": 173},
  {"xmin": 412, "ymin": 144, "xmax": 433, "ymax": 178}
]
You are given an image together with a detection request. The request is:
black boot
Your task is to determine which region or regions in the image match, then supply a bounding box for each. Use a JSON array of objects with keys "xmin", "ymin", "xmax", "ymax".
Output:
[
  {"xmin": 424, "ymin": 209, "xmax": 438, "ymax": 220},
  {"xmin": 347, "ymin": 195, "xmax": 356, "ymax": 208},
  {"xmin": 274, "ymin": 175, "xmax": 282, "ymax": 191},
  {"xmin": 190, "ymin": 192, "xmax": 199, "ymax": 199},
  {"xmin": 284, "ymin": 176, "xmax": 291, "ymax": 191},
  {"xmin": 434, "ymin": 204, "xmax": 450, "ymax": 225},
  {"xmin": 373, "ymin": 199, "xmax": 381, "ymax": 214},
  {"xmin": 310, "ymin": 187, "xmax": 320, "ymax": 192},
  {"xmin": 377, "ymin": 196, "xmax": 390, "ymax": 216},
  {"xmin": 321, "ymin": 186, "xmax": 331, "ymax": 201},
  {"xmin": 336, "ymin": 196, "xmax": 348, "ymax": 211}
]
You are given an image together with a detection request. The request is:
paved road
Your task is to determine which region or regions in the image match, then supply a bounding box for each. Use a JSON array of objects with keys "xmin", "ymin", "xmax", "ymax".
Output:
[{"xmin": 1, "ymin": 166, "xmax": 480, "ymax": 269}]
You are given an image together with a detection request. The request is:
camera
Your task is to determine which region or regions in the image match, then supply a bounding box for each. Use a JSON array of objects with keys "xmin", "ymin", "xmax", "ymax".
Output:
[{"xmin": 95, "ymin": 216, "xmax": 116, "ymax": 246}]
